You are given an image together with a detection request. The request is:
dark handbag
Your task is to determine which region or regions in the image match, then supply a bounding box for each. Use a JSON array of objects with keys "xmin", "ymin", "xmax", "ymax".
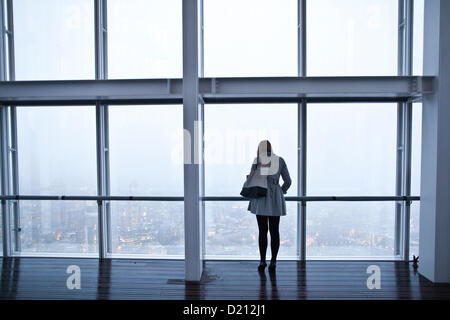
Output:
[{"xmin": 240, "ymin": 165, "xmax": 267, "ymax": 199}]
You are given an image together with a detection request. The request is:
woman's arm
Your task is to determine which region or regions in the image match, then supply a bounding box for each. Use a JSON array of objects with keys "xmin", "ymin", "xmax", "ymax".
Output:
[
  {"xmin": 280, "ymin": 158, "xmax": 292, "ymax": 194},
  {"xmin": 246, "ymin": 161, "xmax": 257, "ymax": 178}
]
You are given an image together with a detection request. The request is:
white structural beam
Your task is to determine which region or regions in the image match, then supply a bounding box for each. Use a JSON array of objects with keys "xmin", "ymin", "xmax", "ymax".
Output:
[
  {"xmin": 419, "ymin": 0, "xmax": 450, "ymax": 283},
  {"xmin": 200, "ymin": 76, "xmax": 430, "ymax": 99},
  {"xmin": 183, "ymin": 0, "xmax": 204, "ymax": 282},
  {"xmin": 0, "ymin": 79, "xmax": 184, "ymax": 105},
  {"xmin": 0, "ymin": 76, "xmax": 434, "ymax": 105}
]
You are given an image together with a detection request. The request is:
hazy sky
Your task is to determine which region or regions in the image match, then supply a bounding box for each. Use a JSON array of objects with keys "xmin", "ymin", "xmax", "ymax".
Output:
[
  {"xmin": 6, "ymin": 0, "xmax": 425, "ymax": 257},
  {"xmin": 13, "ymin": 0, "xmax": 423, "ymax": 199}
]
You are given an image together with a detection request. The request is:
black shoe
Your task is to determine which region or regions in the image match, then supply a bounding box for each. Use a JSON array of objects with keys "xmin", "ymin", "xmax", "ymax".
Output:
[
  {"xmin": 257, "ymin": 262, "xmax": 267, "ymax": 272},
  {"xmin": 268, "ymin": 261, "xmax": 276, "ymax": 273}
]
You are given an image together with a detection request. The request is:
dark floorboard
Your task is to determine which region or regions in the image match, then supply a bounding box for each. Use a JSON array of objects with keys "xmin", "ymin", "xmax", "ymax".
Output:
[{"xmin": 1, "ymin": 258, "xmax": 450, "ymax": 300}]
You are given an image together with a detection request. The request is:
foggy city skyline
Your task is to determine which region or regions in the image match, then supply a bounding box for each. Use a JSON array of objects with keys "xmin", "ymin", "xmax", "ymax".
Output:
[{"xmin": 1, "ymin": 0, "xmax": 424, "ymax": 259}]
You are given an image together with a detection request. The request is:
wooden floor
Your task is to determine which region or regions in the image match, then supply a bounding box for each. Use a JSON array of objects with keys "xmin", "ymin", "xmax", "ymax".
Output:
[{"xmin": 1, "ymin": 258, "xmax": 450, "ymax": 300}]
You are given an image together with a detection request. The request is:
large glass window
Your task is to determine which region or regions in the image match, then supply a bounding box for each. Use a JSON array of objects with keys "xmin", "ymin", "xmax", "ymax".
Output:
[
  {"xmin": 307, "ymin": 0, "xmax": 398, "ymax": 76},
  {"xmin": 204, "ymin": 104, "xmax": 297, "ymax": 258},
  {"xmin": 13, "ymin": 0, "xmax": 94, "ymax": 80},
  {"xmin": 109, "ymin": 105, "xmax": 184, "ymax": 256},
  {"xmin": 307, "ymin": 104, "xmax": 397, "ymax": 196},
  {"xmin": 19, "ymin": 200, "xmax": 98, "ymax": 254},
  {"xmin": 109, "ymin": 106, "xmax": 183, "ymax": 196},
  {"xmin": 17, "ymin": 107, "xmax": 97, "ymax": 195},
  {"xmin": 204, "ymin": 0, "xmax": 297, "ymax": 77},
  {"xmin": 306, "ymin": 202, "xmax": 395, "ymax": 257},
  {"xmin": 306, "ymin": 103, "xmax": 397, "ymax": 257},
  {"xmin": 17, "ymin": 107, "xmax": 97, "ymax": 254},
  {"xmin": 205, "ymin": 202, "xmax": 297, "ymax": 258},
  {"xmin": 3, "ymin": 2, "xmax": 424, "ymax": 260},
  {"xmin": 110, "ymin": 201, "xmax": 184, "ymax": 256},
  {"xmin": 107, "ymin": 0, "xmax": 182, "ymax": 79},
  {"xmin": 205, "ymin": 104, "xmax": 297, "ymax": 196}
]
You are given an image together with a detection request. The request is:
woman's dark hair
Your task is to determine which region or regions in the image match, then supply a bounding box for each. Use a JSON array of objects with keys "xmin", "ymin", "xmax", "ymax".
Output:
[{"xmin": 256, "ymin": 140, "xmax": 272, "ymax": 164}]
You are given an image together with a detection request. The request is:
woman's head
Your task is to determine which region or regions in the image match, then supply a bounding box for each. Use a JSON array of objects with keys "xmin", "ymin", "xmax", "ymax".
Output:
[{"xmin": 257, "ymin": 140, "xmax": 272, "ymax": 163}]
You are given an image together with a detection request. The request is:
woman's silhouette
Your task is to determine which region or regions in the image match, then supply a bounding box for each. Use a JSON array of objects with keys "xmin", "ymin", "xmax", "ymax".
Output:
[{"xmin": 247, "ymin": 140, "xmax": 291, "ymax": 273}]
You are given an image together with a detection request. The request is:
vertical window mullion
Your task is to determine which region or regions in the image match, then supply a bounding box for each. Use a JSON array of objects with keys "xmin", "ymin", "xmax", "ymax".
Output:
[
  {"xmin": 394, "ymin": 103, "xmax": 404, "ymax": 256},
  {"xmin": 396, "ymin": 0, "xmax": 414, "ymax": 260},
  {"xmin": 297, "ymin": 0, "xmax": 307, "ymax": 261},
  {"xmin": 10, "ymin": 107, "xmax": 20, "ymax": 253},
  {"xmin": 7, "ymin": 0, "xmax": 20, "ymax": 254},
  {"xmin": 95, "ymin": 0, "xmax": 110, "ymax": 259},
  {"xmin": 0, "ymin": 108, "xmax": 12, "ymax": 257},
  {"xmin": 1, "ymin": 0, "xmax": 16, "ymax": 257},
  {"xmin": 199, "ymin": 0, "xmax": 205, "ymax": 259}
]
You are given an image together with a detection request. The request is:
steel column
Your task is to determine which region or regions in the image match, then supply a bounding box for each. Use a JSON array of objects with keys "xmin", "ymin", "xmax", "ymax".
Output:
[
  {"xmin": 394, "ymin": 104, "xmax": 404, "ymax": 256},
  {"xmin": 5, "ymin": 0, "xmax": 14, "ymax": 81},
  {"xmin": 395, "ymin": 0, "xmax": 414, "ymax": 260},
  {"xmin": 298, "ymin": 101, "xmax": 307, "ymax": 261},
  {"xmin": 297, "ymin": 0, "xmax": 307, "ymax": 261},
  {"xmin": 0, "ymin": 0, "xmax": 14, "ymax": 257},
  {"xmin": 0, "ymin": 108, "xmax": 11, "ymax": 257},
  {"xmin": 419, "ymin": 0, "xmax": 450, "ymax": 283},
  {"xmin": 402, "ymin": 102, "xmax": 412, "ymax": 260},
  {"xmin": 95, "ymin": 0, "xmax": 110, "ymax": 259},
  {"xmin": 6, "ymin": 0, "xmax": 20, "ymax": 253},
  {"xmin": 183, "ymin": 0, "xmax": 203, "ymax": 282},
  {"xmin": 199, "ymin": 0, "xmax": 206, "ymax": 259},
  {"xmin": 401, "ymin": 0, "xmax": 413, "ymax": 261},
  {"xmin": 0, "ymin": 0, "xmax": 6, "ymax": 81}
]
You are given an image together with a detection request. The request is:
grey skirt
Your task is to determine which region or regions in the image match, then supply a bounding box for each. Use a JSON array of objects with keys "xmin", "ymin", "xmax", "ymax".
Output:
[{"xmin": 248, "ymin": 177, "xmax": 287, "ymax": 216}]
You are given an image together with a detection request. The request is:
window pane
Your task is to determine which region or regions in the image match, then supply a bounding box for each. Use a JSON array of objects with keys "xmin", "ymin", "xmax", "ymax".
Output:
[
  {"xmin": 108, "ymin": 0, "xmax": 182, "ymax": 79},
  {"xmin": 205, "ymin": 201, "xmax": 297, "ymax": 258},
  {"xmin": 307, "ymin": 0, "xmax": 398, "ymax": 76},
  {"xmin": 413, "ymin": 0, "xmax": 424, "ymax": 75},
  {"xmin": 204, "ymin": 0, "xmax": 297, "ymax": 77},
  {"xmin": 204, "ymin": 104, "xmax": 297, "ymax": 258},
  {"xmin": 19, "ymin": 200, "xmax": 98, "ymax": 254},
  {"xmin": 17, "ymin": 107, "xmax": 97, "ymax": 255},
  {"xmin": 110, "ymin": 201, "xmax": 183, "ymax": 256},
  {"xmin": 205, "ymin": 104, "xmax": 297, "ymax": 196},
  {"xmin": 307, "ymin": 104, "xmax": 397, "ymax": 196},
  {"xmin": 17, "ymin": 107, "xmax": 97, "ymax": 195},
  {"xmin": 109, "ymin": 105, "xmax": 183, "ymax": 196},
  {"xmin": 13, "ymin": 0, "xmax": 94, "ymax": 80},
  {"xmin": 306, "ymin": 202, "xmax": 395, "ymax": 257},
  {"xmin": 109, "ymin": 105, "xmax": 183, "ymax": 257}
]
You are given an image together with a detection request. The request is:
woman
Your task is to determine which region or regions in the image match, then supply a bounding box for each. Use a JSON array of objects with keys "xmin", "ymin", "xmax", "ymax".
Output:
[{"xmin": 247, "ymin": 140, "xmax": 291, "ymax": 273}]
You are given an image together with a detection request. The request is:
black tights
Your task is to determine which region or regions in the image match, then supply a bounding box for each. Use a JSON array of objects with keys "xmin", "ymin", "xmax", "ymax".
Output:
[{"xmin": 256, "ymin": 215, "xmax": 280, "ymax": 263}]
